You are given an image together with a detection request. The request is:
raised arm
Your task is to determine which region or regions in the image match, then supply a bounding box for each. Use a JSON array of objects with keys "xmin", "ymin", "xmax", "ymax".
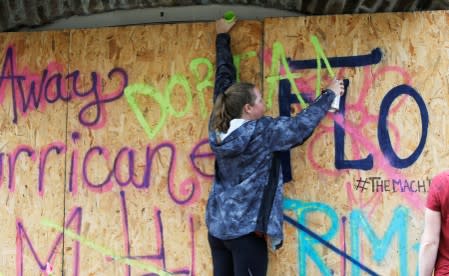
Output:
[
  {"xmin": 213, "ymin": 19, "xmax": 236, "ymax": 103},
  {"xmin": 265, "ymin": 90, "xmax": 334, "ymax": 151},
  {"xmin": 265, "ymin": 79, "xmax": 344, "ymax": 151}
]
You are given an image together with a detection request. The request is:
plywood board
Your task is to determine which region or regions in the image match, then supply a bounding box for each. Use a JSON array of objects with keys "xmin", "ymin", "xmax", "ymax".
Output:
[
  {"xmin": 0, "ymin": 31, "xmax": 69, "ymax": 275},
  {"xmin": 264, "ymin": 11, "xmax": 449, "ymax": 275},
  {"xmin": 1, "ymin": 10, "xmax": 448, "ymax": 276},
  {"xmin": 63, "ymin": 21, "xmax": 262, "ymax": 275}
]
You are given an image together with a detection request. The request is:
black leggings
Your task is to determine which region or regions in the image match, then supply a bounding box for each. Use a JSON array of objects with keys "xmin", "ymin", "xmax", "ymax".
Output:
[{"xmin": 208, "ymin": 232, "xmax": 268, "ymax": 276}]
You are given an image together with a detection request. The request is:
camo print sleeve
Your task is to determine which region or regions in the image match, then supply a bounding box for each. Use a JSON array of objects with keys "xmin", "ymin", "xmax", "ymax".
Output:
[
  {"xmin": 266, "ymin": 90, "xmax": 335, "ymax": 152},
  {"xmin": 213, "ymin": 33, "xmax": 236, "ymax": 103}
]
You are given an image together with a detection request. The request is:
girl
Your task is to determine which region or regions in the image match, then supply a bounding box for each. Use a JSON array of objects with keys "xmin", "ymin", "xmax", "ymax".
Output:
[{"xmin": 206, "ymin": 18, "xmax": 344, "ymax": 276}]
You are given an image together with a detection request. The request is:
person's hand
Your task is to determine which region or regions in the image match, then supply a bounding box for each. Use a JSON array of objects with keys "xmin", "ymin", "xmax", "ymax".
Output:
[
  {"xmin": 216, "ymin": 18, "xmax": 235, "ymax": 34},
  {"xmin": 327, "ymin": 78, "xmax": 345, "ymax": 96}
]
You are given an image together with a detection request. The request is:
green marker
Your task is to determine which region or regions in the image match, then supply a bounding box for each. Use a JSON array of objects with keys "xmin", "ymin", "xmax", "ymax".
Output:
[{"xmin": 224, "ymin": 11, "xmax": 236, "ymax": 24}]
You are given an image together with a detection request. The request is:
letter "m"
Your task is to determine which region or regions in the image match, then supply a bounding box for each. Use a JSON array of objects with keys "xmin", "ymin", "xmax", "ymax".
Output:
[
  {"xmin": 16, "ymin": 207, "xmax": 82, "ymax": 276},
  {"xmin": 350, "ymin": 206, "xmax": 409, "ymax": 276}
]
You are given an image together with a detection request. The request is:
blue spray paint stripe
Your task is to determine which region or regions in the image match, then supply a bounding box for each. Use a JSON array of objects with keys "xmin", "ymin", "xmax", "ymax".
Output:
[
  {"xmin": 283, "ymin": 214, "xmax": 379, "ymax": 276},
  {"xmin": 287, "ymin": 48, "xmax": 382, "ymax": 69},
  {"xmin": 278, "ymin": 80, "xmax": 293, "ymax": 182}
]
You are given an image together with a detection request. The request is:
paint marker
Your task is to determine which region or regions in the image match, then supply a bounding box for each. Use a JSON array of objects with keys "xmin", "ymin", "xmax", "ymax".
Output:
[
  {"xmin": 224, "ymin": 11, "xmax": 236, "ymax": 24},
  {"xmin": 329, "ymin": 89, "xmax": 341, "ymax": 112},
  {"xmin": 45, "ymin": 262, "xmax": 54, "ymax": 276}
]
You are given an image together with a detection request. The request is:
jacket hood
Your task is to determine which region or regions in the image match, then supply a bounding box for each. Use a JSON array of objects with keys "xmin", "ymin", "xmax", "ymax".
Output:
[{"xmin": 209, "ymin": 120, "xmax": 257, "ymax": 158}]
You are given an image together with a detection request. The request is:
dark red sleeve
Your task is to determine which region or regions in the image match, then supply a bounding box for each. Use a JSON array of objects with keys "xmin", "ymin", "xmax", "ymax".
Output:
[{"xmin": 427, "ymin": 172, "xmax": 445, "ymax": 212}]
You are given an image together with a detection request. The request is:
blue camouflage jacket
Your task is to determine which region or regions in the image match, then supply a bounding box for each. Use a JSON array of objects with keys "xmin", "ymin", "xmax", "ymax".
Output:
[{"xmin": 206, "ymin": 33, "xmax": 335, "ymax": 249}]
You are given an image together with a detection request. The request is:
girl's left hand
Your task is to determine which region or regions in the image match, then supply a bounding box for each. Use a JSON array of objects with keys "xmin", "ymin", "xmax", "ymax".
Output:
[{"xmin": 216, "ymin": 18, "xmax": 235, "ymax": 34}]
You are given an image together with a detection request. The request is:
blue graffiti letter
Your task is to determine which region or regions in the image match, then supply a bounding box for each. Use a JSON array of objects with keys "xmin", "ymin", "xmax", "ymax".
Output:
[
  {"xmin": 284, "ymin": 198, "xmax": 339, "ymax": 275},
  {"xmin": 350, "ymin": 206, "xmax": 409, "ymax": 276},
  {"xmin": 378, "ymin": 84, "xmax": 428, "ymax": 168}
]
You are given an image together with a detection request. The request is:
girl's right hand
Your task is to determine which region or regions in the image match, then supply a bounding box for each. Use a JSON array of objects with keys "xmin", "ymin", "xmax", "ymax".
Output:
[
  {"xmin": 216, "ymin": 18, "xmax": 235, "ymax": 34},
  {"xmin": 327, "ymin": 78, "xmax": 345, "ymax": 96}
]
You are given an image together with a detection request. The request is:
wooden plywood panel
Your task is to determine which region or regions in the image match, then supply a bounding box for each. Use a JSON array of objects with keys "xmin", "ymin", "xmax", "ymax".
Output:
[
  {"xmin": 0, "ymin": 31, "xmax": 69, "ymax": 275},
  {"xmin": 2, "ymin": 10, "xmax": 448, "ymax": 276},
  {"xmin": 64, "ymin": 21, "xmax": 262, "ymax": 275},
  {"xmin": 264, "ymin": 11, "xmax": 449, "ymax": 275}
]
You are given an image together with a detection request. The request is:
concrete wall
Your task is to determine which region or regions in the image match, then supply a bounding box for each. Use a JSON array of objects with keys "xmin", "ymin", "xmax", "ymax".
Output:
[{"xmin": 1, "ymin": 0, "xmax": 449, "ymax": 31}]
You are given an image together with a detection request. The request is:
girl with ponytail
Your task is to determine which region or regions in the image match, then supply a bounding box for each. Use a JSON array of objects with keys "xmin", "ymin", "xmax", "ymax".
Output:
[{"xmin": 206, "ymin": 17, "xmax": 344, "ymax": 276}]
